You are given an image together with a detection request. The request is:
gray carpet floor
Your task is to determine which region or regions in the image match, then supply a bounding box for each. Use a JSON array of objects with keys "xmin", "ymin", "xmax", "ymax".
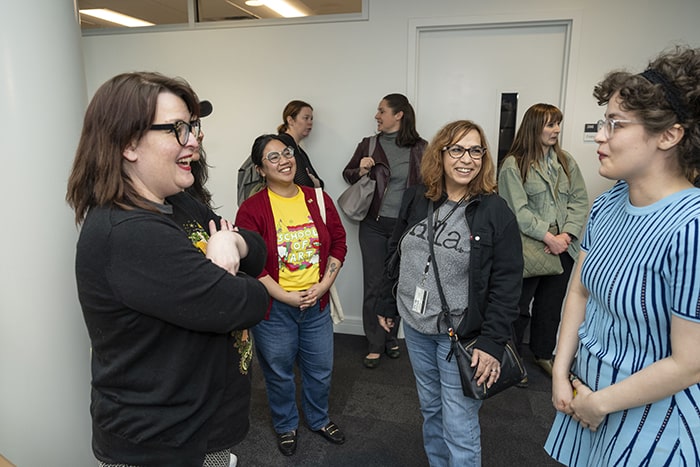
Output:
[{"xmin": 232, "ymin": 333, "xmax": 561, "ymax": 466}]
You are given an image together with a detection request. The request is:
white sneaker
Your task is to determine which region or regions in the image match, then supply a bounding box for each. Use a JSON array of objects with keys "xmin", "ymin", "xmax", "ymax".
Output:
[{"xmin": 229, "ymin": 453, "xmax": 238, "ymax": 467}]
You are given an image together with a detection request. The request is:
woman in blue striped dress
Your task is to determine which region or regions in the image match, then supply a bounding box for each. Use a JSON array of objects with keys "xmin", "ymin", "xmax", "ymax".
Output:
[{"xmin": 545, "ymin": 45, "xmax": 700, "ymax": 466}]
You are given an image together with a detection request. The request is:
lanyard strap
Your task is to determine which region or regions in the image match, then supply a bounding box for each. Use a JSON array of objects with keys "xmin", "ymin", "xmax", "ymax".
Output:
[{"xmin": 433, "ymin": 194, "xmax": 467, "ymax": 230}]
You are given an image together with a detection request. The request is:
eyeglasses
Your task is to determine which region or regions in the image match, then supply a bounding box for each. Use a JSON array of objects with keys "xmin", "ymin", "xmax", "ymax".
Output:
[
  {"xmin": 442, "ymin": 145, "xmax": 486, "ymax": 160},
  {"xmin": 596, "ymin": 118, "xmax": 642, "ymax": 139},
  {"xmin": 264, "ymin": 146, "xmax": 295, "ymax": 164},
  {"xmin": 150, "ymin": 120, "xmax": 201, "ymax": 146}
]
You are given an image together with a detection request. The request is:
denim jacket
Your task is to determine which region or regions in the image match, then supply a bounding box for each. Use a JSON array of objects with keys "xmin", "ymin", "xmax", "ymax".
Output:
[{"xmin": 498, "ymin": 150, "xmax": 588, "ymax": 259}]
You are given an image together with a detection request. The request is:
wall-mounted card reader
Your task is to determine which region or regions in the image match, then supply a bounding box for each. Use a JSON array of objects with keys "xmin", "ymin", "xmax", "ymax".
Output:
[{"xmin": 584, "ymin": 123, "xmax": 598, "ymax": 142}]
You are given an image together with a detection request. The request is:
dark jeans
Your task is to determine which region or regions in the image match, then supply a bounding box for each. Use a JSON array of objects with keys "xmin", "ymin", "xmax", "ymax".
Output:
[
  {"xmin": 514, "ymin": 252, "xmax": 575, "ymax": 360},
  {"xmin": 359, "ymin": 216, "xmax": 400, "ymax": 354}
]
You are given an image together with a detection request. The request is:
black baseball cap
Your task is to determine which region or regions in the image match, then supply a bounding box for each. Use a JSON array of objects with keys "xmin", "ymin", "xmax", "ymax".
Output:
[{"xmin": 199, "ymin": 100, "xmax": 213, "ymax": 118}]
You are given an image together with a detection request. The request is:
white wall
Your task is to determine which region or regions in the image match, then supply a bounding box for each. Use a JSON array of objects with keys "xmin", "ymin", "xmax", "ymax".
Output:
[
  {"xmin": 0, "ymin": 1, "xmax": 693, "ymax": 465},
  {"xmin": 80, "ymin": 0, "xmax": 700, "ymax": 336},
  {"xmin": 0, "ymin": 1, "xmax": 93, "ymax": 466}
]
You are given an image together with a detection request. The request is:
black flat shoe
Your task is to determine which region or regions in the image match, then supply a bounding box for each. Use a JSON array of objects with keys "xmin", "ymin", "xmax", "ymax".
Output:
[
  {"xmin": 277, "ymin": 430, "xmax": 297, "ymax": 456},
  {"xmin": 314, "ymin": 421, "xmax": 345, "ymax": 445},
  {"xmin": 385, "ymin": 346, "xmax": 400, "ymax": 359},
  {"xmin": 363, "ymin": 355, "xmax": 380, "ymax": 369}
]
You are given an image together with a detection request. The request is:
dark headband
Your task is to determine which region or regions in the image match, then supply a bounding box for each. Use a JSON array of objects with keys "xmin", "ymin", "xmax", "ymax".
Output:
[{"xmin": 639, "ymin": 68, "xmax": 689, "ymax": 122}]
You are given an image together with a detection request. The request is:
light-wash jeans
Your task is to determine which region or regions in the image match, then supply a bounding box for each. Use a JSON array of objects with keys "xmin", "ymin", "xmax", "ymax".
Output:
[{"xmin": 403, "ymin": 323, "xmax": 483, "ymax": 467}]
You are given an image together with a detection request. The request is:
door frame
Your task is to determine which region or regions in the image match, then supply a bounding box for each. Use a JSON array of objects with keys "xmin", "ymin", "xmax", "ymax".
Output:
[{"xmin": 406, "ymin": 11, "xmax": 583, "ymax": 148}]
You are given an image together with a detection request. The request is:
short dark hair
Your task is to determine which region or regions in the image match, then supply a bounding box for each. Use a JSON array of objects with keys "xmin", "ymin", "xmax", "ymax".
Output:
[{"xmin": 250, "ymin": 134, "xmax": 288, "ymax": 167}]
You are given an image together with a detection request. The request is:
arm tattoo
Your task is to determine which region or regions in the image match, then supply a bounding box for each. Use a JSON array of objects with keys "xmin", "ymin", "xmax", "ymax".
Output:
[{"xmin": 327, "ymin": 262, "xmax": 338, "ymax": 276}]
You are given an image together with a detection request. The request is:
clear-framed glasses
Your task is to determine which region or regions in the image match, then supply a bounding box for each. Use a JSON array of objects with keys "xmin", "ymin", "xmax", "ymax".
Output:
[
  {"xmin": 150, "ymin": 119, "xmax": 201, "ymax": 146},
  {"xmin": 442, "ymin": 144, "xmax": 486, "ymax": 160},
  {"xmin": 264, "ymin": 146, "xmax": 295, "ymax": 164},
  {"xmin": 596, "ymin": 118, "xmax": 642, "ymax": 139}
]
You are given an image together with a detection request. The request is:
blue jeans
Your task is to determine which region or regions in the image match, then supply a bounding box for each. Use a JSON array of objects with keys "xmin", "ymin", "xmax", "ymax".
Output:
[
  {"xmin": 403, "ymin": 324, "xmax": 483, "ymax": 467},
  {"xmin": 252, "ymin": 299, "xmax": 334, "ymax": 433}
]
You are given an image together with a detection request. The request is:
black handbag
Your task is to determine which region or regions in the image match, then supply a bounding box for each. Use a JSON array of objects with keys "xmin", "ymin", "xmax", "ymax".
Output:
[{"xmin": 427, "ymin": 201, "xmax": 526, "ymax": 400}]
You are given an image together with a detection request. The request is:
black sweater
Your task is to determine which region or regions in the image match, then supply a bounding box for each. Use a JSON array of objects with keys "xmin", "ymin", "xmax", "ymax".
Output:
[
  {"xmin": 76, "ymin": 192, "xmax": 269, "ymax": 466},
  {"xmin": 379, "ymin": 185, "xmax": 523, "ymax": 359}
]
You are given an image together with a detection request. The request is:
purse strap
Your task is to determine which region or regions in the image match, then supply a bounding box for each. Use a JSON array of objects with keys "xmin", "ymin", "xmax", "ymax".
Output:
[
  {"xmin": 315, "ymin": 187, "xmax": 326, "ymax": 224},
  {"xmin": 426, "ymin": 201, "xmax": 459, "ymax": 340},
  {"xmin": 368, "ymin": 134, "xmax": 377, "ymax": 157}
]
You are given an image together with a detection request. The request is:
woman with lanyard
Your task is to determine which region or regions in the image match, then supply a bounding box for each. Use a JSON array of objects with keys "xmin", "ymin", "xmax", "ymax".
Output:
[{"xmin": 377, "ymin": 120, "xmax": 522, "ymax": 466}]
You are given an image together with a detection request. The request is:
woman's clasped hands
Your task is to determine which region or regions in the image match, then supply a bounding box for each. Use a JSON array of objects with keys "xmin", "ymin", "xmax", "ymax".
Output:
[{"xmin": 552, "ymin": 374, "xmax": 605, "ymax": 432}]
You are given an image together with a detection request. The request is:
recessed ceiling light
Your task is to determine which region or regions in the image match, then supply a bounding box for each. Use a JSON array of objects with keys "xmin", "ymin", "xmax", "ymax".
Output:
[
  {"xmin": 79, "ymin": 9, "xmax": 154, "ymax": 27},
  {"xmin": 241, "ymin": 1, "xmax": 305, "ymax": 17},
  {"xmin": 262, "ymin": 0, "xmax": 305, "ymax": 17}
]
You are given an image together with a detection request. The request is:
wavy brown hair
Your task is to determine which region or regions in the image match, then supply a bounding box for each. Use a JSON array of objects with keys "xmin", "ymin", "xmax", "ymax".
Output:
[
  {"xmin": 593, "ymin": 45, "xmax": 700, "ymax": 177},
  {"xmin": 66, "ymin": 72, "xmax": 201, "ymax": 224},
  {"xmin": 421, "ymin": 120, "xmax": 497, "ymax": 201},
  {"xmin": 504, "ymin": 103, "xmax": 570, "ymax": 181}
]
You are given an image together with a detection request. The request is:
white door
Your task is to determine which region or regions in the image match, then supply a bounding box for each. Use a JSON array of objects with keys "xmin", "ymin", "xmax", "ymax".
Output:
[{"xmin": 411, "ymin": 20, "xmax": 570, "ymax": 156}]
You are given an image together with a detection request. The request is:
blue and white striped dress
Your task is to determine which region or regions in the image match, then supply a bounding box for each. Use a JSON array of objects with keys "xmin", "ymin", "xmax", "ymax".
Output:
[{"xmin": 545, "ymin": 181, "xmax": 700, "ymax": 466}]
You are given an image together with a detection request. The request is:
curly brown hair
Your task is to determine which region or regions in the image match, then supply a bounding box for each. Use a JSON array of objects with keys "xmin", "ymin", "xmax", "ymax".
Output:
[
  {"xmin": 421, "ymin": 120, "xmax": 497, "ymax": 201},
  {"xmin": 593, "ymin": 45, "xmax": 700, "ymax": 177}
]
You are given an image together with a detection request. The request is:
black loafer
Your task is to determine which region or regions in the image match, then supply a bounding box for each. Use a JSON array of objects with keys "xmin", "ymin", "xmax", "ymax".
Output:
[
  {"xmin": 516, "ymin": 376, "xmax": 529, "ymax": 388},
  {"xmin": 363, "ymin": 355, "xmax": 380, "ymax": 369},
  {"xmin": 314, "ymin": 421, "xmax": 345, "ymax": 445},
  {"xmin": 277, "ymin": 430, "xmax": 297, "ymax": 456},
  {"xmin": 385, "ymin": 346, "xmax": 401, "ymax": 359}
]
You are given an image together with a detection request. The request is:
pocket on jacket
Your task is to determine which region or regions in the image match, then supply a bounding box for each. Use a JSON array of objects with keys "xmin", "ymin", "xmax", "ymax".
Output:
[
  {"xmin": 557, "ymin": 175, "xmax": 571, "ymax": 200},
  {"xmin": 524, "ymin": 179, "xmax": 548, "ymax": 208}
]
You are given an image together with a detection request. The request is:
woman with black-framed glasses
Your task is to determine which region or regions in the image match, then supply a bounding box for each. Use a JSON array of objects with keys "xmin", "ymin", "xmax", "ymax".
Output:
[
  {"xmin": 497, "ymin": 103, "xmax": 589, "ymax": 387},
  {"xmin": 376, "ymin": 120, "xmax": 522, "ymax": 466},
  {"xmin": 66, "ymin": 72, "xmax": 269, "ymax": 467}
]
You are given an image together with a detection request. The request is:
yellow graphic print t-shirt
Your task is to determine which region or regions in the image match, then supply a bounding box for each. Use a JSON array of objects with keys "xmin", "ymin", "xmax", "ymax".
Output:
[
  {"xmin": 268, "ymin": 187, "xmax": 321, "ymax": 291},
  {"xmin": 179, "ymin": 219, "xmax": 253, "ymax": 375}
]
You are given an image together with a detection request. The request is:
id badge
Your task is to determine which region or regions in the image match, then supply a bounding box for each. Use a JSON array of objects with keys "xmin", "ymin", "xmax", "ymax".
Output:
[{"xmin": 412, "ymin": 286, "xmax": 428, "ymax": 314}]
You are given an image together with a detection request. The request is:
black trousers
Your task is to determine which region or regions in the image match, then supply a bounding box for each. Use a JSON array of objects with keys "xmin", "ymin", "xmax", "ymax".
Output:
[
  {"xmin": 359, "ymin": 216, "xmax": 400, "ymax": 354},
  {"xmin": 514, "ymin": 252, "xmax": 575, "ymax": 360}
]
